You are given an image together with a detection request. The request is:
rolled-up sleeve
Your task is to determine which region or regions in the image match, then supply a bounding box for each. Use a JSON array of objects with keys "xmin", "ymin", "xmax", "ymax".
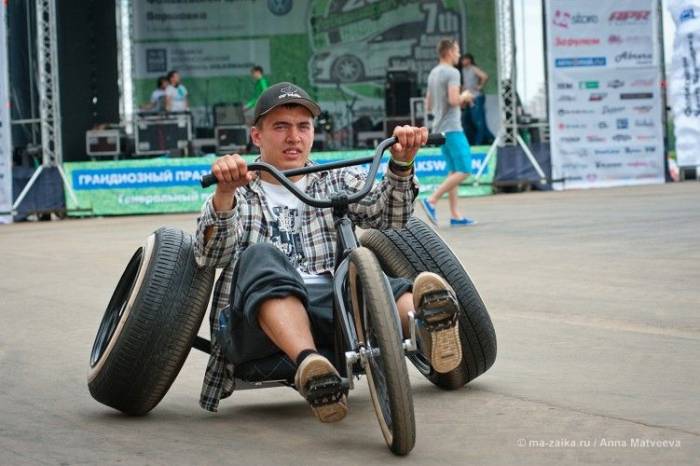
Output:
[
  {"xmin": 344, "ymin": 167, "xmax": 419, "ymax": 230},
  {"xmin": 194, "ymin": 194, "xmax": 243, "ymax": 268}
]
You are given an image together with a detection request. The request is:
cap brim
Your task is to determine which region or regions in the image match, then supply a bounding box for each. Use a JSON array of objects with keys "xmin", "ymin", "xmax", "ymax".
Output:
[{"xmin": 255, "ymin": 98, "xmax": 321, "ymax": 124}]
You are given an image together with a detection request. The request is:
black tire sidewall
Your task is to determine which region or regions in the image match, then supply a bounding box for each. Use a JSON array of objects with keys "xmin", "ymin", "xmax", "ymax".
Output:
[
  {"xmin": 88, "ymin": 234, "xmax": 156, "ymax": 382},
  {"xmin": 360, "ymin": 218, "xmax": 497, "ymax": 389},
  {"xmin": 349, "ymin": 247, "xmax": 415, "ymax": 455},
  {"xmin": 87, "ymin": 227, "xmax": 214, "ymax": 415}
]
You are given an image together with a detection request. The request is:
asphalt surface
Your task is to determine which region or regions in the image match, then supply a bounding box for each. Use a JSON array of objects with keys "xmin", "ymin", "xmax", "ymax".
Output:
[{"xmin": 1, "ymin": 182, "xmax": 698, "ymax": 465}]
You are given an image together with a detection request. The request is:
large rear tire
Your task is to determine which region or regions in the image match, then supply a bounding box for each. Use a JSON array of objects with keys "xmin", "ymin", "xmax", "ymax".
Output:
[
  {"xmin": 88, "ymin": 227, "xmax": 214, "ymax": 415},
  {"xmin": 360, "ymin": 217, "xmax": 497, "ymax": 389},
  {"xmin": 348, "ymin": 247, "xmax": 415, "ymax": 456}
]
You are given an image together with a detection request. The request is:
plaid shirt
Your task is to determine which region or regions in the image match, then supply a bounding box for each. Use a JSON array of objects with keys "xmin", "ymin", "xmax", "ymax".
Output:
[{"xmin": 194, "ymin": 163, "xmax": 418, "ymax": 412}]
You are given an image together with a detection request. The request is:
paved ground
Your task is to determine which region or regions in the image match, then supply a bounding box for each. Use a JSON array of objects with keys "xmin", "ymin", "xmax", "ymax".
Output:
[{"xmin": 1, "ymin": 182, "xmax": 698, "ymax": 465}]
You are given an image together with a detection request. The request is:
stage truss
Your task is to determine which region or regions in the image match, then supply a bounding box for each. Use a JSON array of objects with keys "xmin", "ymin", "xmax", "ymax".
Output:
[
  {"xmin": 473, "ymin": 0, "xmax": 547, "ymax": 185},
  {"xmin": 11, "ymin": 0, "xmax": 80, "ymax": 213}
]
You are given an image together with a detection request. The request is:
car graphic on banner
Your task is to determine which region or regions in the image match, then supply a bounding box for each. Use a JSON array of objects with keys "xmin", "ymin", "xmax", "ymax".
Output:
[
  {"xmin": 310, "ymin": 23, "xmax": 421, "ymax": 83},
  {"xmin": 308, "ymin": 0, "xmax": 464, "ymax": 87}
]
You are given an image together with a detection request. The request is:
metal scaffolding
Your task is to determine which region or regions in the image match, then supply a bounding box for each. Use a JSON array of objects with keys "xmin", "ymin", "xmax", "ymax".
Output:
[
  {"xmin": 12, "ymin": 0, "xmax": 80, "ymax": 214},
  {"xmin": 36, "ymin": 0, "xmax": 61, "ymax": 165},
  {"xmin": 473, "ymin": 0, "xmax": 546, "ymax": 185}
]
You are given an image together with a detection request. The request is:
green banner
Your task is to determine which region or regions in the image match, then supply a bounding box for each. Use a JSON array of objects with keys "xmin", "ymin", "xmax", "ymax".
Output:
[
  {"xmin": 131, "ymin": 0, "xmax": 496, "ymax": 126},
  {"xmin": 64, "ymin": 147, "xmax": 494, "ymax": 216}
]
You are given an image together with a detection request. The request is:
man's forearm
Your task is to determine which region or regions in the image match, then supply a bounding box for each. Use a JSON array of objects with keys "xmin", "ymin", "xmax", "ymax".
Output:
[
  {"xmin": 204, "ymin": 191, "xmax": 236, "ymax": 243},
  {"xmin": 212, "ymin": 190, "xmax": 235, "ymax": 212}
]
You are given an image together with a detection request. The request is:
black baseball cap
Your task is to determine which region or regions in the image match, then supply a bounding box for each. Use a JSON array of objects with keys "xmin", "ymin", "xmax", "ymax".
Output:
[{"xmin": 253, "ymin": 82, "xmax": 321, "ymax": 125}]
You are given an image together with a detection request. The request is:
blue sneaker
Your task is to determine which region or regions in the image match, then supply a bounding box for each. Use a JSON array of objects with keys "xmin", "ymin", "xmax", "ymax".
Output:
[
  {"xmin": 420, "ymin": 198, "xmax": 438, "ymax": 225},
  {"xmin": 450, "ymin": 217, "xmax": 477, "ymax": 227}
]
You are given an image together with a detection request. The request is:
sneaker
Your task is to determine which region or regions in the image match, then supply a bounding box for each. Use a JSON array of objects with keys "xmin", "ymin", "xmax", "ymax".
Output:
[
  {"xmin": 450, "ymin": 217, "xmax": 477, "ymax": 227},
  {"xmin": 420, "ymin": 198, "xmax": 438, "ymax": 225},
  {"xmin": 412, "ymin": 272, "xmax": 463, "ymax": 373},
  {"xmin": 294, "ymin": 353, "xmax": 348, "ymax": 423}
]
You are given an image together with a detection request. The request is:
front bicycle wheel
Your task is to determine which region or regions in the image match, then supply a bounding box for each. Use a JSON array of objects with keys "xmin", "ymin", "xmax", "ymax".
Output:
[{"xmin": 348, "ymin": 247, "xmax": 415, "ymax": 456}]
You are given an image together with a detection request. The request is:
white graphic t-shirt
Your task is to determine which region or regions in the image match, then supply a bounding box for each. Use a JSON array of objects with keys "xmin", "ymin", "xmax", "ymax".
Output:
[
  {"xmin": 259, "ymin": 176, "xmax": 320, "ymax": 281},
  {"xmin": 165, "ymin": 84, "xmax": 188, "ymax": 111}
]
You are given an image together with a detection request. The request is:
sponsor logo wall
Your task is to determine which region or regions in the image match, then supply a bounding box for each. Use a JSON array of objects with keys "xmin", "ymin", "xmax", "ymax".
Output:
[
  {"xmin": 668, "ymin": 0, "xmax": 700, "ymax": 168},
  {"xmin": 546, "ymin": 0, "xmax": 665, "ymax": 189}
]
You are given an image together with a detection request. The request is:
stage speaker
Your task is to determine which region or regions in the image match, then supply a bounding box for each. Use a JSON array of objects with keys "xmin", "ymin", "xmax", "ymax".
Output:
[
  {"xmin": 215, "ymin": 125, "xmax": 249, "ymax": 153},
  {"xmin": 56, "ymin": 0, "xmax": 119, "ymax": 162},
  {"xmin": 135, "ymin": 114, "xmax": 192, "ymax": 156},
  {"xmin": 86, "ymin": 129, "xmax": 123, "ymax": 158},
  {"xmin": 213, "ymin": 103, "xmax": 245, "ymax": 126},
  {"xmin": 385, "ymin": 70, "xmax": 418, "ymax": 117}
]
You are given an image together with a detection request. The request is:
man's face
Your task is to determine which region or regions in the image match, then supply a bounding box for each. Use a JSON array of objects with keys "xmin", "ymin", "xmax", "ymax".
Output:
[
  {"xmin": 462, "ymin": 56, "xmax": 472, "ymax": 67},
  {"xmin": 170, "ymin": 73, "xmax": 180, "ymax": 85},
  {"xmin": 251, "ymin": 70, "xmax": 262, "ymax": 80},
  {"xmin": 251, "ymin": 105, "xmax": 315, "ymax": 171}
]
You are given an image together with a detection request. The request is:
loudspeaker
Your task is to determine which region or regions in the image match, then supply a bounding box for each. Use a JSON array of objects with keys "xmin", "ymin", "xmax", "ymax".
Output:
[
  {"xmin": 86, "ymin": 129, "xmax": 123, "ymax": 157},
  {"xmin": 213, "ymin": 103, "xmax": 245, "ymax": 126},
  {"xmin": 385, "ymin": 70, "xmax": 418, "ymax": 117},
  {"xmin": 57, "ymin": 1, "xmax": 119, "ymax": 162},
  {"xmin": 135, "ymin": 114, "xmax": 192, "ymax": 155},
  {"xmin": 215, "ymin": 125, "xmax": 249, "ymax": 153}
]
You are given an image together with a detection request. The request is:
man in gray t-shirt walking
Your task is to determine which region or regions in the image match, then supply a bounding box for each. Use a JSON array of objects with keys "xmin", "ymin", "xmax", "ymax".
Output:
[{"xmin": 422, "ymin": 39, "xmax": 476, "ymax": 227}]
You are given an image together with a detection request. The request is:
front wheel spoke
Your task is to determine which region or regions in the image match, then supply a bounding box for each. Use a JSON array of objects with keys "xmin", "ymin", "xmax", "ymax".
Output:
[
  {"xmin": 370, "ymin": 357, "xmax": 392, "ymax": 427},
  {"xmin": 367, "ymin": 338, "xmax": 392, "ymax": 428}
]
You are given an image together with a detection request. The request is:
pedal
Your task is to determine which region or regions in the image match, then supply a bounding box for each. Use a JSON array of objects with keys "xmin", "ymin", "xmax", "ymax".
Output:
[
  {"xmin": 304, "ymin": 374, "xmax": 346, "ymax": 408},
  {"xmin": 416, "ymin": 290, "xmax": 459, "ymax": 332}
]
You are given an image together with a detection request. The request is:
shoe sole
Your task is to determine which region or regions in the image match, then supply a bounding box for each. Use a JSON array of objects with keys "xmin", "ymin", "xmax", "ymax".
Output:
[
  {"xmin": 413, "ymin": 273, "xmax": 463, "ymax": 374},
  {"xmin": 420, "ymin": 200, "xmax": 438, "ymax": 226},
  {"xmin": 295, "ymin": 355, "xmax": 348, "ymax": 423},
  {"xmin": 429, "ymin": 322, "xmax": 462, "ymax": 373}
]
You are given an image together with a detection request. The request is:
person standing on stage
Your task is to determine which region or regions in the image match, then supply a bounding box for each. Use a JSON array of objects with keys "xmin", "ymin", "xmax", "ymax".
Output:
[
  {"xmin": 461, "ymin": 53, "xmax": 493, "ymax": 145},
  {"xmin": 142, "ymin": 76, "xmax": 168, "ymax": 112},
  {"xmin": 422, "ymin": 38, "xmax": 477, "ymax": 227},
  {"xmin": 244, "ymin": 66, "xmax": 270, "ymax": 152},
  {"xmin": 244, "ymin": 66, "xmax": 270, "ymax": 111},
  {"xmin": 165, "ymin": 70, "xmax": 189, "ymax": 112}
]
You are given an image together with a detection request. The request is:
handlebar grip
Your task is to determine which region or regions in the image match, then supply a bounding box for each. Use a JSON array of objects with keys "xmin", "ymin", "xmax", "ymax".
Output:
[
  {"xmin": 427, "ymin": 132, "xmax": 446, "ymax": 146},
  {"xmin": 201, "ymin": 173, "xmax": 217, "ymax": 188}
]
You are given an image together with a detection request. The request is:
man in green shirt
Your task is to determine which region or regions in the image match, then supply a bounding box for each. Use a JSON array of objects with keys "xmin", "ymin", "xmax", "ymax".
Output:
[{"xmin": 244, "ymin": 65, "xmax": 270, "ymax": 110}]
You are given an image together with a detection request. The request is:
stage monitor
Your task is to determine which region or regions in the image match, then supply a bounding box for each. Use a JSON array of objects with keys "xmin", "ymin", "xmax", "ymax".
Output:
[
  {"xmin": 213, "ymin": 103, "xmax": 245, "ymax": 126},
  {"xmin": 385, "ymin": 70, "xmax": 418, "ymax": 117}
]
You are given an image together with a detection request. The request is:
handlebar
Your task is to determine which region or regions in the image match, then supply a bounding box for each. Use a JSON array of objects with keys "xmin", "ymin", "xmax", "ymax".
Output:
[{"xmin": 200, "ymin": 132, "xmax": 445, "ymax": 209}]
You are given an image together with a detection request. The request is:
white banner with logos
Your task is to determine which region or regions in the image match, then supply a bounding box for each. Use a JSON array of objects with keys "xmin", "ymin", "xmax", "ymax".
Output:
[
  {"xmin": 0, "ymin": 4, "xmax": 12, "ymax": 223},
  {"xmin": 667, "ymin": 0, "xmax": 700, "ymax": 168},
  {"xmin": 546, "ymin": 0, "xmax": 665, "ymax": 189}
]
